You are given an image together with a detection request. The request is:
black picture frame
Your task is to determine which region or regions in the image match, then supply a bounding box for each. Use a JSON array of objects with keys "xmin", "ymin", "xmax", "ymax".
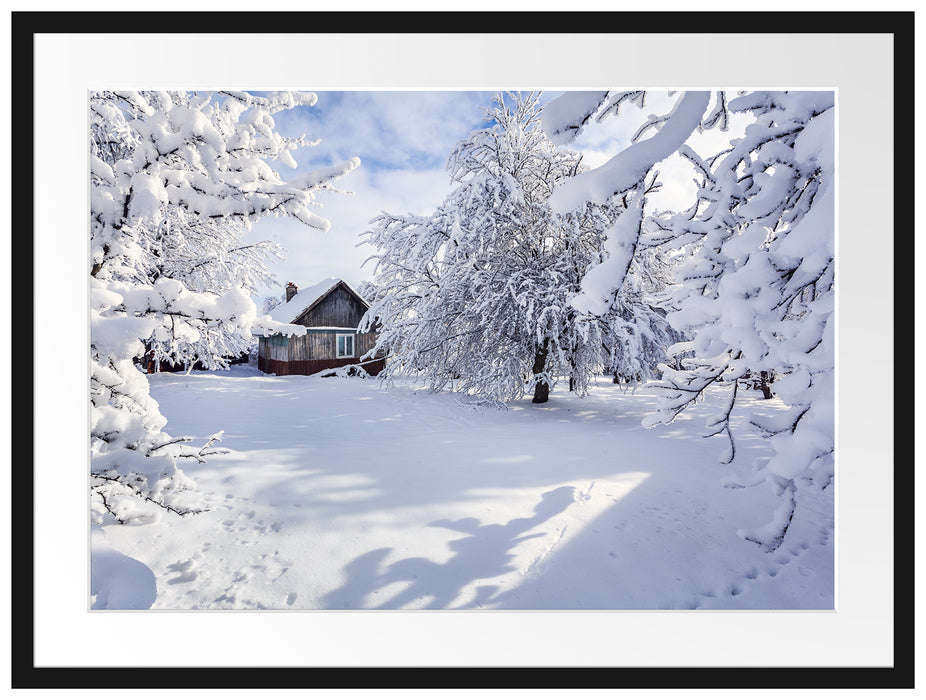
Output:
[{"xmin": 11, "ymin": 9, "xmax": 913, "ymax": 691}]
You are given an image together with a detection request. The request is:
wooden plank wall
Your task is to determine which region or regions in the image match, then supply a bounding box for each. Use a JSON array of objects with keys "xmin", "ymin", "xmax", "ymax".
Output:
[
  {"xmin": 294, "ymin": 286, "xmax": 368, "ymax": 328},
  {"xmin": 259, "ymin": 356, "xmax": 386, "ymax": 377},
  {"xmin": 259, "ymin": 331, "xmax": 379, "ymax": 362},
  {"xmin": 355, "ymin": 332, "xmax": 378, "ymax": 360},
  {"xmin": 258, "ymin": 334, "xmax": 292, "ymax": 361}
]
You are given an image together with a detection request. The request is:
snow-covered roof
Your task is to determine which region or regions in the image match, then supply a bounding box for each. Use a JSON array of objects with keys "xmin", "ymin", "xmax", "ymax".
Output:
[{"xmin": 268, "ymin": 278, "xmax": 368, "ymax": 324}]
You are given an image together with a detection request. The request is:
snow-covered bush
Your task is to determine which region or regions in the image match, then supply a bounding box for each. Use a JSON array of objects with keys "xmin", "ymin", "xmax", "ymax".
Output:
[
  {"xmin": 90, "ymin": 90, "xmax": 359, "ymax": 523},
  {"xmin": 543, "ymin": 90, "xmax": 834, "ymax": 550}
]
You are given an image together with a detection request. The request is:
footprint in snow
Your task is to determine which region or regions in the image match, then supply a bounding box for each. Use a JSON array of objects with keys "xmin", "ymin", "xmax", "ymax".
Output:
[
  {"xmin": 166, "ymin": 557, "xmax": 200, "ymax": 584},
  {"xmin": 574, "ymin": 481, "xmax": 595, "ymax": 504}
]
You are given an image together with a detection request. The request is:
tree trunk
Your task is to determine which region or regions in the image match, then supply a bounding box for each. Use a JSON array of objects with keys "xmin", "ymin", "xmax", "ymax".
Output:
[
  {"xmin": 531, "ymin": 341, "xmax": 550, "ymax": 404},
  {"xmin": 759, "ymin": 371, "xmax": 773, "ymax": 400}
]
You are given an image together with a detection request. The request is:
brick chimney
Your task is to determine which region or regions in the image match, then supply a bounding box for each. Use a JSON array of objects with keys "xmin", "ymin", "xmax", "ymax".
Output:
[{"xmin": 285, "ymin": 282, "xmax": 298, "ymax": 302}]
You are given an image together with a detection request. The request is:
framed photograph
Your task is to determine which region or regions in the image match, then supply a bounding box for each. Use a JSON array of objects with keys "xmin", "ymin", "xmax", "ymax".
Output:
[{"xmin": 13, "ymin": 7, "xmax": 911, "ymax": 691}]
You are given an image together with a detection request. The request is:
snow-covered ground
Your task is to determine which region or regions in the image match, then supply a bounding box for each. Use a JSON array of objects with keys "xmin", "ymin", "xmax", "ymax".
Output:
[{"xmin": 93, "ymin": 363, "xmax": 834, "ymax": 610}]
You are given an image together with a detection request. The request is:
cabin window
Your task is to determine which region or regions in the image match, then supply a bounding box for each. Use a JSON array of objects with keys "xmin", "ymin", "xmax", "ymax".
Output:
[{"xmin": 336, "ymin": 333, "xmax": 355, "ymax": 358}]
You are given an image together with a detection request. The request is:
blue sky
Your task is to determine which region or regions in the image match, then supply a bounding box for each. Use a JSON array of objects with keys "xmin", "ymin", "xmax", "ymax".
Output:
[
  {"xmin": 245, "ymin": 90, "xmax": 736, "ymax": 303},
  {"xmin": 246, "ymin": 90, "xmax": 500, "ymax": 300}
]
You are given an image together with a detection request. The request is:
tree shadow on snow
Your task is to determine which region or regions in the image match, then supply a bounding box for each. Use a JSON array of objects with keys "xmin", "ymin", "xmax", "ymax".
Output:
[{"xmin": 319, "ymin": 485, "xmax": 576, "ymax": 609}]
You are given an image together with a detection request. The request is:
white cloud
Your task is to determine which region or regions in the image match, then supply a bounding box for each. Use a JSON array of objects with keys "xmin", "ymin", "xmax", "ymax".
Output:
[
  {"xmin": 248, "ymin": 90, "xmax": 494, "ymax": 298},
  {"xmin": 271, "ymin": 90, "xmax": 495, "ymax": 172},
  {"xmin": 248, "ymin": 161, "xmax": 455, "ymax": 298}
]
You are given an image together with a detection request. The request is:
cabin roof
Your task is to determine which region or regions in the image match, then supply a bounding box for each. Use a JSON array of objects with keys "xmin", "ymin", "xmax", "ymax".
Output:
[{"xmin": 268, "ymin": 277, "xmax": 369, "ymax": 324}]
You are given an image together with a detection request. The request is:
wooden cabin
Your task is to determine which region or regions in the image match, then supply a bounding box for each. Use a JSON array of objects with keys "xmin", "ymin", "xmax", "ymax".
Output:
[{"xmin": 257, "ymin": 278, "xmax": 385, "ymax": 377}]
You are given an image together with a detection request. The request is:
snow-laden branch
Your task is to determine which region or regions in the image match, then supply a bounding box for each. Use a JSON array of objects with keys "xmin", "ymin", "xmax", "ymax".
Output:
[
  {"xmin": 545, "ymin": 89, "xmax": 835, "ymax": 551},
  {"xmin": 547, "ymin": 91, "xmax": 711, "ymax": 212}
]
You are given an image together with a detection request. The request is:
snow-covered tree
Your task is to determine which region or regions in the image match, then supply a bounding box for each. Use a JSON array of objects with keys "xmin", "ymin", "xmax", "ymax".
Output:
[
  {"xmin": 91, "ymin": 91, "xmax": 321, "ymax": 371},
  {"xmin": 360, "ymin": 92, "xmax": 619, "ymax": 403},
  {"xmin": 356, "ymin": 279, "xmax": 378, "ymax": 305},
  {"xmin": 134, "ymin": 212, "xmax": 285, "ymax": 370},
  {"xmin": 543, "ymin": 90, "xmax": 834, "ymax": 551},
  {"xmin": 90, "ymin": 89, "xmax": 360, "ymax": 523},
  {"xmin": 598, "ymin": 244, "xmax": 689, "ymax": 385},
  {"xmin": 261, "ymin": 293, "xmax": 283, "ymax": 317}
]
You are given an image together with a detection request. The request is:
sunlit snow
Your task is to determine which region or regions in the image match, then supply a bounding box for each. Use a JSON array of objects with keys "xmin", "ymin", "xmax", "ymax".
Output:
[{"xmin": 94, "ymin": 363, "xmax": 834, "ymax": 611}]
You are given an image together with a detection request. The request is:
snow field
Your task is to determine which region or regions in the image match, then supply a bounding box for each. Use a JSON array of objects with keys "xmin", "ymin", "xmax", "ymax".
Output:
[{"xmin": 96, "ymin": 365, "xmax": 834, "ymax": 610}]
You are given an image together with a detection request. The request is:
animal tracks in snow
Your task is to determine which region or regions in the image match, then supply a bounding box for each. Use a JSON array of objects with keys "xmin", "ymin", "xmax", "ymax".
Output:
[
  {"xmin": 515, "ymin": 475, "xmax": 648, "ymax": 581},
  {"xmin": 521, "ymin": 525, "xmax": 568, "ymax": 577},
  {"xmin": 684, "ymin": 535, "xmax": 821, "ymax": 609},
  {"xmin": 220, "ymin": 509, "xmax": 284, "ymax": 546},
  {"xmin": 153, "ymin": 495, "xmax": 296, "ymax": 609},
  {"xmin": 517, "ymin": 478, "xmax": 614, "ymax": 579},
  {"xmin": 573, "ymin": 481, "xmax": 595, "ymax": 504}
]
